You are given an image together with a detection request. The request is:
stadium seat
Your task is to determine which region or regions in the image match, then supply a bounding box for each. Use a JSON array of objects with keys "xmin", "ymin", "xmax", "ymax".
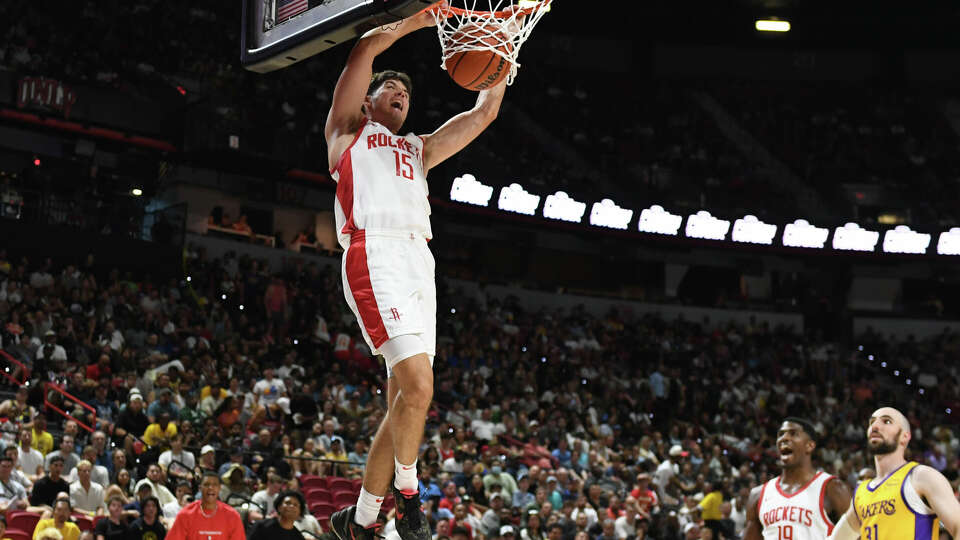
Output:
[
  {"xmin": 310, "ymin": 501, "xmax": 337, "ymax": 520},
  {"xmin": 351, "ymin": 478, "xmax": 363, "ymax": 491},
  {"xmin": 332, "ymin": 491, "xmax": 357, "ymax": 507},
  {"xmin": 327, "ymin": 477, "xmax": 353, "ymax": 492},
  {"xmin": 304, "ymin": 488, "xmax": 332, "ymax": 504},
  {"xmin": 300, "ymin": 474, "xmax": 326, "ymax": 489},
  {"xmin": 381, "ymin": 495, "xmax": 395, "ymax": 512},
  {"xmin": 5, "ymin": 530, "xmax": 31, "ymax": 540},
  {"xmin": 6, "ymin": 512, "xmax": 40, "ymax": 535},
  {"xmin": 73, "ymin": 514, "xmax": 95, "ymax": 532}
]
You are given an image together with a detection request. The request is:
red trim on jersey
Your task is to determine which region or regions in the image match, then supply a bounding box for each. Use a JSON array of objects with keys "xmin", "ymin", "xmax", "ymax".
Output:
[
  {"xmin": 775, "ymin": 471, "xmax": 823, "ymax": 498},
  {"xmin": 345, "ymin": 231, "xmax": 389, "ymax": 348},
  {"xmin": 757, "ymin": 481, "xmax": 768, "ymax": 515},
  {"xmin": 331, "ymin": 117, "xmax": 368, "ymax": 175},
  {"xmin": 333, "ymin": 118, "xmax": 368, "ymax": 236},
  {"xmin": 818, "ymin": 475, "xmax": 835, "ymax": 535}
]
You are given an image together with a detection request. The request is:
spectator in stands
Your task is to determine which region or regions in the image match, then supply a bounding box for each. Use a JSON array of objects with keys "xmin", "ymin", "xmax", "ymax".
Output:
[
  {"xmin": 113, "ymin": 390, "xmax": 149, "ymax": 456},
  {"xmin": 251, "ymin": 473, "xmax": 285, "ymax": 517},
  {"xmin": 30, "ymin": 455, "xmax": 70, "ymax": 510},
  {"xmin": 17, "ymin": 427, "xmax": 45, "ymax": 482},
  {"xmin": 0, "ymin": 455, "xmax": 28, "ymax": 512},
  {"xmin": 32, "ymin": 415, "xmax": 54, "ymax": 457},
  {"xmin": 219, "ymin": 463, "xmax": 252, "ymax": 510},
  {"xmin": 147, "ymin": 389, "xmax": 180, "ymax": 422},
  {"xmin": 127, "ymin": 496, "xmax": 166, "ymax": 540},
  {"xmin": 143, "ymin": 412, "xmax": 177, "ymax": 452},
  {"xmin": 44, "ymin": 435, "xmax": 80, "ymax": 475},
  {"xmin": 34, "ymin": 498, "xmax": 81, "ymax": 540},
  {"xmin": 66, "ymin": 447, "xmax": 109, "ymax": 488},
  {"xmin": 36, "ymin": 329, "xmax": 68, "ymax": 362},
  {"xmin": 5, "ymin": 445, "xmax": 32, "ymax": 491},
  {"xmin": 134, "ymin": 464, "xmax": 176, "ymax": 507},
  {"xmin": 248, "ymin": 490, "xmax": 307, "ymax": 540},
  {"xmin": 69, "ymin": 460, "xmax": 106, "ymax": 516},
  {"xmin": 158, "ymin": 433, "xmax": 194, "ymax": 484},
  {"xmin": 162, "ymin": 481, "xmax": 194, "ymax": 523},
  {"xmin": 263, "ymin": 276, "xmax": 288, "ymax": 339},
  {"xmin": 0, "ymin": 386, "xmax": 34, "ymax": 426},
  {"xmin": 94, "ymin": 495, "xmax": 130, "ymax": 540}
]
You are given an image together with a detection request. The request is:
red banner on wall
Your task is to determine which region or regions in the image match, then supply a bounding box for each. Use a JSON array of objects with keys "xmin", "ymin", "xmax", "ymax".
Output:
[{"xmin": 17, "ymin": 76, "xmax": 77, "ymax": 119}]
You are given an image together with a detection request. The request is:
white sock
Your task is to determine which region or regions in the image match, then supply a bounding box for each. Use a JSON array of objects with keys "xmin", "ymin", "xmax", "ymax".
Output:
[
  {"xmin": 354, "ymin": 487, "xmax": 384, "ymax": 527},
  {"xmin": 394, "ymin": 457, "xmax": 419, "ymax": 492}
]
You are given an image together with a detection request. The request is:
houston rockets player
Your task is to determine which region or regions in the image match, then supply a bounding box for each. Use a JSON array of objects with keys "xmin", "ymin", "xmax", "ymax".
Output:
[
  {"xmin": 827, "ymin": 406, "xmax": 960, "ymax": 540},
  {"xmin": 323, "ymin": 4, "xmax": 507, "ymax": 540},
  {"xmin": 744, "ymin": 418, "xmax": 851, "ymax": 540}
]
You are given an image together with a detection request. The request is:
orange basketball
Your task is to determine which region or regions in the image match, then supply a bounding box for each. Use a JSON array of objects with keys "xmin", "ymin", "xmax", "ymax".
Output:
[{"xmin": 444, "ymin": 23, "xmax": 513, "ymax": 91}]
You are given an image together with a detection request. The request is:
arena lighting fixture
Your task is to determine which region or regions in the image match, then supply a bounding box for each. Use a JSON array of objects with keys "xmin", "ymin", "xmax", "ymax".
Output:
[
  {"xmin": 731, "ymin": 215, "xmax": 777, "ymax": 245},
  {"xmin": 882, "ymin": 225, "xmax": 931, "ymax": 255},
  {"xmin": 497, "ymin": 183, "xmax": 540, "ymax": 215},
  {"xmin": 589, "ymin": 198, "xmax": 633, "ymax": 230},
  {"xmin": 638, "ymin": 205, "xmax": 682, "ymax": 235},
  {"xmin": 685, "ymin": 210, "xmax": 730, "ymax": 241},
  {"xmin": 131, "ymin": 188, "xmax": 143, "ymax": 196},
  {"xmin": 756, "ymin": 19, "xmax": 790, "ymax": 32},
  {"xmin": 937, "ymin": 227, "xmax": 960, "ymax": 255},
  {"xmin": 782, "ymin": 219, "xmax": 829, "ymax": 249},
  {"xmin": 832, "ymin": 222, "xmax": 880, "ymax": 252},
  {"xmin": 450, "ymin": 174, "xmax": 493, "ymax": 206},
  {"xmin": 543, "ymin": 191, "xmax": 586, "ymax": 223}
]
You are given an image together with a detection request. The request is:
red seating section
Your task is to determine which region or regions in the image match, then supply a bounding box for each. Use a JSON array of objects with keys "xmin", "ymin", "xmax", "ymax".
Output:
[{"xmin": 301, "ymin": 476, "xmax": 397, "ymax": 521}]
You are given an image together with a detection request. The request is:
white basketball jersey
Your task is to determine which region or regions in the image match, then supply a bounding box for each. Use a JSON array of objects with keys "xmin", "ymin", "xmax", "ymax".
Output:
[
  {"xmin": 757, "ymin": 471, "xmax": 835, "ymax": 540},
  {"xmin": 331, "ymin": 118, "xmax": 432, "ymax": 249}
]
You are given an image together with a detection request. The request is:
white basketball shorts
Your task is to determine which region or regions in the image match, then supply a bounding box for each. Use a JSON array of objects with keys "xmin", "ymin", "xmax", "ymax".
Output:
[{"xmin": 341, "ymin": 230, "xmax": 437, "ymax": 371}]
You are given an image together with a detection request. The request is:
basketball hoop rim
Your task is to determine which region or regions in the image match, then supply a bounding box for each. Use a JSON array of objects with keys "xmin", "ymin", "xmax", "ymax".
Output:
[{"xmin": 422, "ymin": 0, "xmax": 550, "ymax": 20}]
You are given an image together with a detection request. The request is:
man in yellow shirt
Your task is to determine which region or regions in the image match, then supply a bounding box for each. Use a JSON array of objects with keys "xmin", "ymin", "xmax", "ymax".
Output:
[
  {"xmin": 32, "ymin": 498, "xmax": 81, "ymax": 540},
  {"xmin": 31, "ymin": 416, "xmax": 54, "ymax": 457},
  {"xmin": 698, "ymin": 482, "xmax": 723, "ymax": 538},
  {"xmin": 324, "ymin": 436, "xmax": 349, "ymax": 476},
  {"xmin": 142, "ymin": 412, "xmax": 177, "ymax": 452}
]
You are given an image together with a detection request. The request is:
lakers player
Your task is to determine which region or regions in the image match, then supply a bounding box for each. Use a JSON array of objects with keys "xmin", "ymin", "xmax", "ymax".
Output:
[
  {"xmin": 828, "ymin": 407, "xmax": 960, "ymax": 540},
  {"xmin": 744, "ymin": 418, "xmax": 851, "ymax": 540},
  {"xmin": 324, "ymin": 4, "xmax": 508, "ymax": 540}
]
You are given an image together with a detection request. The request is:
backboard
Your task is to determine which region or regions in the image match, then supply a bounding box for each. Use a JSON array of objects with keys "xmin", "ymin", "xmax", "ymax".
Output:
[{"xmin": 241, "ymin": 0, "xmax": 435, "ymax": 73}]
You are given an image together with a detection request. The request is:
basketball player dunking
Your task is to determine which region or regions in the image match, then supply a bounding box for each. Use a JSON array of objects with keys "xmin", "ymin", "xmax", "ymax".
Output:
[
  {"xmin": 744, "ymin": 418, "xmax": 851, "ymax": 540},
  {"xmin": 324, "ymin": 4, "xmax": 508, "ymax": 540},
  {"xmin": 828, "ymin": 406, "xmax": 960, "ymax": 540}
]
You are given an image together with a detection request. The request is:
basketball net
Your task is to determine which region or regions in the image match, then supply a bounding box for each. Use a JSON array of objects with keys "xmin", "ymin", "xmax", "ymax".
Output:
[{"xmin": 429, "ymin": 0, "xmax": 551, "ymax": 86}]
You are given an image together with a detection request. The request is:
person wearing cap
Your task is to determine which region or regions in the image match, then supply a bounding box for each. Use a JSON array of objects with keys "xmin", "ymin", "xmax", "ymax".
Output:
[
  {"xmin": 653, "ymin": 445, "xmax": 686, "ymax": 506},
  {"xmin": 323, "ymin": 435, "xmax": 349, "ymax": 476},
  {"xmin": 484, "ymin": 461, "xmax": 517, "ymax": 502},
  {"xmin": 512, "ymin": 474, "xmax": 534, "ymax": 510},
  {"xmin": 113, "ymin": 389, "xmax": 150, "ymax": 457},
  {"xmin": 36, "ymin": 329, "xmax": 67, "ymax": 362},
  {"xmin": 480, "ymin": 491, "xmax": 505, "ymax": 536},
  {"xmin": 544, "ymin": 476, "xmax": 562, "ymax": 510},
  {"xmin": 499, "ymin": 524, "xmax": 516, "ymax": 540},
  {"xmin": 196, "ymin": 444, "xmax": 217, "ymax": 475}
]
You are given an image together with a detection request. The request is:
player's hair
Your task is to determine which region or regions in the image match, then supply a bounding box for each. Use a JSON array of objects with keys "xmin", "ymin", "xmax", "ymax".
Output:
[
  {"xmin": 783, "ymin": 417, "xmax": 818, "ymax": 442},
  {"xmin": 368, "ymin": 70, "xmax": 413, "ymax": 99}
]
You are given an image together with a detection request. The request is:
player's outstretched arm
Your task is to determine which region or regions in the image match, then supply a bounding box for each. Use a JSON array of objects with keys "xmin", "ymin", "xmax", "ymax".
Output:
[
  {"xmin": 324, "ymin": 6, "xmax": 438, "ymax": 163},
  {"xmin": 913, "ymin": 464, "xmax": 960, "ymax": 537},
  {"xmin": 421, "ymin": 82, "xmax": 506, "ymax": 172},
  {"xmin": 827, "ymin": 504, "xmax": 861, "ymax": 540},
  {"xmin": 742, "ymin": 485, "xmax": 764, "ymax": 540}
]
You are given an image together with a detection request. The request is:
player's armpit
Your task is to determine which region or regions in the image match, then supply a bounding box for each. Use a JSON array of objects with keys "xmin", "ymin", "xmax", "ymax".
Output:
[
  {"xmin": 913, "ymin": 465, "xmax": 960, "ymax": 537},
  {"xmin": 742, "ymin": 485, "xmax": 764, "ymax": 540},
  {"xmin": 824, "ymin": 477, "xmax": 853, "ymax": 523}
]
